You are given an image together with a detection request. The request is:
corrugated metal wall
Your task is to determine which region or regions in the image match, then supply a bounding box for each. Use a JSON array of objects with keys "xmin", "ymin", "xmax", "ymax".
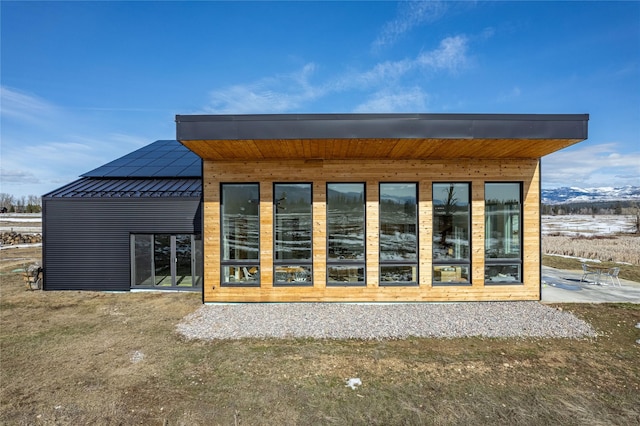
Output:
[{"xmin": 42, "ymin": 198, "xmax": 202, "ymax": 291}]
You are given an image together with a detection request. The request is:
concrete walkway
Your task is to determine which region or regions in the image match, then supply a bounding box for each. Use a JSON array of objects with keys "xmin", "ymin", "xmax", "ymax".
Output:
[{"xmin": 541, "ymin": 265, "xmax": 640, "ymax": 303}]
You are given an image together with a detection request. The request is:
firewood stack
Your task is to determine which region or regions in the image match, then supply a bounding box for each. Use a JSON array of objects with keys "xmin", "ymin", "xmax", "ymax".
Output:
[{"xmin": 0, "ymin": 232, "xmax": 42, "ymax": 245}]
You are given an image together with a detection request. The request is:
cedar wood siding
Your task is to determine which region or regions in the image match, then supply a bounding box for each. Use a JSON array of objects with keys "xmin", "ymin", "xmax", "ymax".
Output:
[{"xmin": 202, "ymin": 157, "xmax": 541, "ymax": 302}]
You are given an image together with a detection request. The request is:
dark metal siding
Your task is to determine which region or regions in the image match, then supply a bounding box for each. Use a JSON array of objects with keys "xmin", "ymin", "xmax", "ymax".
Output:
[{"xmin": 42, "ymin": 197, "xmax": 202, "ymax": 291}]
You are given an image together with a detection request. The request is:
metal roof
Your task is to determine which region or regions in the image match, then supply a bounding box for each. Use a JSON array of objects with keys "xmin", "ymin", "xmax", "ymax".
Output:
[
  {"xmin": 176, "ymin": 113, "xmax": 589, "ymax": 141},
  {"xmin": 82, "ymin": 139, "xmax": 201, "ymax": 178},
  {"xmin": 43, "ymin": 177, "xmax": 202, "ymax": 198}
]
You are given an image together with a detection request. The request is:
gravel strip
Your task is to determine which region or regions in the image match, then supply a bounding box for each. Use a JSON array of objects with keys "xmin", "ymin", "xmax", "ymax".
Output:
[{"xmin": 176, "ymin": 301, "xmax": 596, "ymax": 340}]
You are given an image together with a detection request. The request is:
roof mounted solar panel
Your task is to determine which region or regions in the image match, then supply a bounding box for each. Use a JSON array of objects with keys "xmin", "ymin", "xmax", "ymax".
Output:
[{"xmin": 81, "ymin": 140, "xmax": 201, "ymax": 178}]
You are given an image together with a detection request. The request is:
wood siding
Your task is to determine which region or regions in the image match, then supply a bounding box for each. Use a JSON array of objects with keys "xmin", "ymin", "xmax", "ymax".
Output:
[
  {"xmin": 203, "ymin": 158, "xmax": 541, "ymax": 302},
  {"xmin": 183, "ymin": 138, "xmax": 582, "ymax": 162}
]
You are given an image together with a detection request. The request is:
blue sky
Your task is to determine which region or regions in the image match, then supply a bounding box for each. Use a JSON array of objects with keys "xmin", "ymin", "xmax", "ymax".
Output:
[{"xmin": 1, "ymin": 1, "xmax": 639, "ymax": 198}]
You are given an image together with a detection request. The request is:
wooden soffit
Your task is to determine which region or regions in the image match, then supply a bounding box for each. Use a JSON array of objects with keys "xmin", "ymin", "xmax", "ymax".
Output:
[{"xmin": 182, "ymin": 138, "xmax": 588, "ymax": 161}]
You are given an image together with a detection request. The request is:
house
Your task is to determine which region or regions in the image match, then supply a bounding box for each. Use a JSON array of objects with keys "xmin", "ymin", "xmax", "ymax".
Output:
[
  {"xmin": 42, "ymin": 140, "xmax": 203, "ymax": 291},
  {"xmin": 43, "ymin": 113, "xmax": 589, "ymax": 302},
  {"xmin": 177, "ymin": 113, "xmax": 588, "ymax": 302}
]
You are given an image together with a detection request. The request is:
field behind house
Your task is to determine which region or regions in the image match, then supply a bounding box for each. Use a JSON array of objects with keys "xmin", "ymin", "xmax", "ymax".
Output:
[{"xmin": 541, "ymin": 215, "xmax": 640, "ymax": 282}]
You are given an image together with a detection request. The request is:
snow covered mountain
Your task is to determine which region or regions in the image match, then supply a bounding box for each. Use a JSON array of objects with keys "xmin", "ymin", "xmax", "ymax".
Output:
[{"xmin": 541, "ymin": 185, "xmax": 640, "ymax": 205}]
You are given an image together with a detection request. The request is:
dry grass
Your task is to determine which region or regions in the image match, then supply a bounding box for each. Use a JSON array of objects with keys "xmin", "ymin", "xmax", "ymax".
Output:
[
  {"xmin": 543, "ymin": 234, "xmax": 640, "ymax": 265},
  {"xmin": 542, "ymin": 233, "xmax": 640, "ymax": 282},
  {"xmin": 1, "ymin": 247, "xmax": 640, "ymax": 425}
]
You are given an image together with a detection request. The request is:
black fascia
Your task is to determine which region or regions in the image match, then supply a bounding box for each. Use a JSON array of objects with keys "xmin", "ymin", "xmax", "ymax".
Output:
[{"xmin": 175, "ymin": 113, "xmax": 589, "ymax": 141}]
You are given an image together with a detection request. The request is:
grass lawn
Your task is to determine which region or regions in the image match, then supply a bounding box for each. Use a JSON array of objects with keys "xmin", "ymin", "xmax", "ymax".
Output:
[{"xmin": 1, "ymin": 247, "xmax": 639, "ymax": 425}]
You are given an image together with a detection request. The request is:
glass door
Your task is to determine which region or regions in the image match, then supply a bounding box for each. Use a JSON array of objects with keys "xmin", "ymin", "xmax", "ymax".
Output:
[
  {"xmin": 131, "ymin": 234, "xmax": 202, "ymax": 290},
  {"xmin": 175, "ymin": 234, "xmax": 194, "ymax": 287},
  {"xmin": 154, "ymin": 235, "xmax": 172, "ymax": 286}
]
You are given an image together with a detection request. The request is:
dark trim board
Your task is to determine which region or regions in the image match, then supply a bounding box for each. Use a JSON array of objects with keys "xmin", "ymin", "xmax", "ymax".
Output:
[{"xmin": 176, "ymin": 113, "xmax": 589, "ymax": 141}]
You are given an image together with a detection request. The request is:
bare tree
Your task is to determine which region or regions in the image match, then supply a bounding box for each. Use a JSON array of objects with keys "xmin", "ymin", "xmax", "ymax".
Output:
[
  {"xmin": 26, "ymin": 195, "xmax": 42, "ymax": 213},
  {"xmin": 0, "ymin": 193, "xmax": 15, "ymax": 210}
]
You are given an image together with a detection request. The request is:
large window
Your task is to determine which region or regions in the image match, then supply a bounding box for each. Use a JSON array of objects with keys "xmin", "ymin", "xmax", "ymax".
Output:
[
  {"xmin": 221, "ymin": 183, "xmax": 260, "ymax": 286},
  {"xmin": 432, "ymin": 183, "xmax": 471, "ymax": 284},
  {"xmin": 379, "ymin": 183, "xmax": 418, "ymax": 285},
  {"xmin": 485, "ymin": 183, "xmax": 522, "ymax": 284},
  {"xmin": 327, "ymin": 183, "xmax": 365, "ymax": 285},
  {"xmin": 274, "ymin": 183, "xmax": 313, "ymax": 286}
]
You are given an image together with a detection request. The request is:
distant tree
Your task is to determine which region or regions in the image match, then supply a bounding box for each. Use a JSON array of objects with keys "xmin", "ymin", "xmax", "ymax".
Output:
[
  {"xmin": 0, "ymin": 193, "xmax": 14, "ymax": 211},
  {"xmin": 26, "ymin": 195, "xmax": 42, "ymax": 213},
  {"xmin": 614, "ymin": 201, "xmax": 623, "ymax": 215},
  {"xmin": 632, "ymin": 204, "xmax": 640, "ymax": 234},
  {"xmin": 0, "ymin": 193, "xmax": 42, "ymax": 213}
]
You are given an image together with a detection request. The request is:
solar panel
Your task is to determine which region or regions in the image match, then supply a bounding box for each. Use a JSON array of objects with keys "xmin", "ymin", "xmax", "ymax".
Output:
[{"xmin": 81, "ymin": 140, "xmax": 201, "ymax": 178}]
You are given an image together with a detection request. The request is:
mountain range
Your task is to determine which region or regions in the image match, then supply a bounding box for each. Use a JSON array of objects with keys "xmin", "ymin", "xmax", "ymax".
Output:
[{"xmin": 541, "ymin": 185, "xmax": 640, "ymax": 205}]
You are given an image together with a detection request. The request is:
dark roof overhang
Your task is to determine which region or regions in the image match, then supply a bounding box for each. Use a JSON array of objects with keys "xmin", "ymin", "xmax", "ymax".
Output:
[{"xmin": 175, "ymin": 113, "xmax": 589, "ymax": 160}]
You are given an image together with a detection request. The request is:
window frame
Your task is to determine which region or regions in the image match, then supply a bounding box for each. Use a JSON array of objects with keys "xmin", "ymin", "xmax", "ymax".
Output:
[
  {"xmin": 273, "ymin": 182, "xmax": 314, "ymax": 287},
  {"xmin": 220, "ymin": 182, "xmax": 261, "ymax": 287},
  {"xmin": 432, "ymin": 182, "xmax": 472, "ymax": 286},
  {"xmin": 378, "ymin": 182, "xmax": 419, "ymax": 286},
  {"xmin": 326, "ymin": 182, "xmax": 366, "ymax": 287},
  {"xmin": 484, "ymin": 182, "xmax": 523, "ymax": 285}
]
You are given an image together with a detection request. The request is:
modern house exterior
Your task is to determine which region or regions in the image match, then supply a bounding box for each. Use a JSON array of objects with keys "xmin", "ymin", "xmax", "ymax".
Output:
[
  {"xmin": 42, "ymin": 113, "xmax": 588, "ymax": 303},
  {"xmin": 176, "ymin": 113, "xmax": 588, "ymax": 302},
  {"xmin": 42, "ymin": 140, "xmax": 203, "ymax": 292}
]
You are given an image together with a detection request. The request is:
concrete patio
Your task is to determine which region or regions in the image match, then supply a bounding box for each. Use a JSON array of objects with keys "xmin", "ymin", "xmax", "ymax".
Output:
[{"xmin": 541, "ymin": 265, "xmax": 640, "ymax": 303}]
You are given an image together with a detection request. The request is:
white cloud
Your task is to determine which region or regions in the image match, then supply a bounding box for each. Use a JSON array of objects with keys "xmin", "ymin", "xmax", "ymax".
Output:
[
  {"xmin": 205, "ymin": 63, "xmax": 325, "ymax": 114},
  {"xmin": 372, "ymin": 0, "xmax": 447, "ymax": 51},
  {"xmin": 354, "ymin": 87, "xmax": 428, "ymax": 113},
  {"xmin": 205, "ymin": 36, "xmax": 469, "ymax": 114},
  {"xmin": 416, "ymin": 35, "xmax": 468, "ymax": 73},
  {"xmin": 0, "ymin": 86, "xmax": 59, "ymax": 124},
  {"xmin": 542, "ymin": 143, "xmax": 640, "ymax": 188},
  {"xmin": 0, "ymin": 168, "xmax": 40, "ymax": 184},
  {"xmin": 353, "ymin": 59, "xmax": 415, "ymax": 87},
  {"xmin": 350, "ymin": 35, "xmax": 469, "ymax": 88}
]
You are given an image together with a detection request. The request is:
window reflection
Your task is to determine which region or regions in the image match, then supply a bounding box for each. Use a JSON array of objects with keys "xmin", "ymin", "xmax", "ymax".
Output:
[
  {"xmin": 380, "ymin": 183, "xmax": 417, "ymax": 285},
  {"xmin": 274, "ymin": 183, "xmax": 312, "ymax": 286},
  {"xmin": 221, "ymin": 184, "xmax": 260, "ymax": 286},
  {"xmin": 327, "ymin": 183, "xmax": 365, "ymax": 285},
  {"xmin": 485, "ymin": 183, "xmax": 522, "ymax": 284},
  {"xmin": 433, "ymin": 183, "xmax": 470, "ymax": 284}
]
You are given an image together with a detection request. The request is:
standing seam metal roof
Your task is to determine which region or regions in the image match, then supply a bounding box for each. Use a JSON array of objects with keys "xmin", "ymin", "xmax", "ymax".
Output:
[{"xmin": 43, "ymin": 177, "xmax": 202, "ymax": 198}]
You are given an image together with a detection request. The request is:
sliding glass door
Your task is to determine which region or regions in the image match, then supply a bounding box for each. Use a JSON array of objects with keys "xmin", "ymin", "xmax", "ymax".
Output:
[{"xmin": 131, "ymin": 234, "xmax": 202, "ymax": 290}]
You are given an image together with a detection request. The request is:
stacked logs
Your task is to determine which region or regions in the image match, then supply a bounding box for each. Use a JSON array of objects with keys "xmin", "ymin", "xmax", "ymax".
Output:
[{"xmin": 0, "ymin": 232, "xmax": 42, "ymax": 245}]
